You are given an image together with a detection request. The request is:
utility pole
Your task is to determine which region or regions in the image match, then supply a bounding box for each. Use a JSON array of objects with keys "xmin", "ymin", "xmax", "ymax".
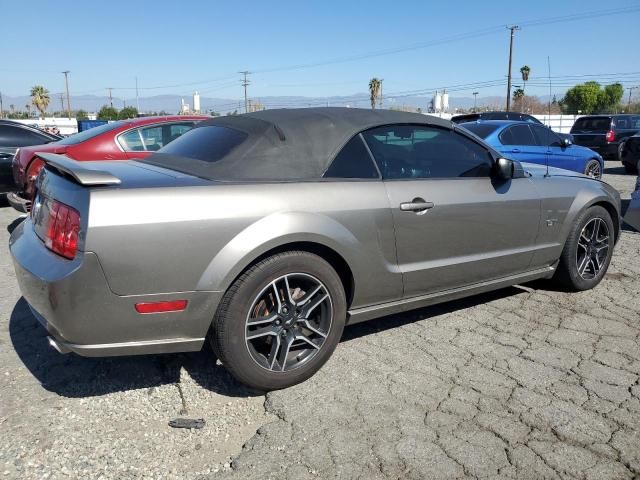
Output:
[
  {"xmin": 472, "ymin": 91, "xmax": 479, "ymax": 112},
  {"xmin": 505, "ymin": 25, "xmax": 519, "ymax": 112},
  {"xmin": 135, "ymin": 77, "xmax": 140, "ymax": 112},
  {"xmin": 62, "ymin": 70, "xmax": 72, "ymax": 118},
  {"xmin": 239, "ymin": 71, "xmax": 250, "ymax": 113},
  {"xmin": 0, "ymin": 91, "xmax": 3, "ymax": 119},
  {"xmin": 379, "ymin": 79, "xmax": 384, "ymax": 109},
  {"xmin": 627, "ymin": 86, "xmax": 638, "ymax": 109},
  {"xmin": 59, "ymin": 94, "xmax": 65, "ymax": 114},
  {"xmin": 107, "ymin": 87, "xmax": 113, "ymax": 108}
]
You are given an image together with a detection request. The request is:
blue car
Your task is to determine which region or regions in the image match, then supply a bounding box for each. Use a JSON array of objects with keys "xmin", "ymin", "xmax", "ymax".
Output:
[{"xmin": 460, "ymin": 120, "xmax": 604, "ymax": 178}]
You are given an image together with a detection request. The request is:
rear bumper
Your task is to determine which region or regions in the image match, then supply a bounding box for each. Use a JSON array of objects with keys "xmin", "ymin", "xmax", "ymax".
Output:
[
  {"xmin": 7, "ymin": 191, "xmax": 30, "ymax": 213},
  {"xmin": 10, "ymin": 219, "xmax": 223, "ymax": 357}
]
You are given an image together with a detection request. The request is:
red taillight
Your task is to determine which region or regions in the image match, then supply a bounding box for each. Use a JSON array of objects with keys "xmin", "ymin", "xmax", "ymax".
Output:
[
  {"xmin": 135, "ymin": 300, "xmax": 188, "ymax": 314},
  {"xmin": 605, "ymin": 130, "xmax": 615, "ymax": 142},
  {"xmin": 43, "ymin": 199, "xmax": 80, "ymax": 259}
]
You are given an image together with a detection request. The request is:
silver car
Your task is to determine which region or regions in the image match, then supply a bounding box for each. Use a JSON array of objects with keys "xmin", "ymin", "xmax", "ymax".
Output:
[{"xmin": 10, "ymin": 108, "xmax": 621, "ymax": 390}]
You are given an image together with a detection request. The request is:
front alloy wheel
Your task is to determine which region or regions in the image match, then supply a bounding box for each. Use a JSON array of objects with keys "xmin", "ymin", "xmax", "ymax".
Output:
[{"xmin": 576, "ymin": 218, "xmax": 609, "ymax": 280}]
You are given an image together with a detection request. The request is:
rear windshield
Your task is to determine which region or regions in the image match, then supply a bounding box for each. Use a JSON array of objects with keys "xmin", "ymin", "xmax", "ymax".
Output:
[
  {"xmin": 571, "ymin": 117, "xmax": 612, "ymax": 133},
  {"xmin": 140, "ymin": 125, "xmax": 250, "ymax": 179},
  {"xmin": 459, "ymin": 122, "xmax": 500, "ymax": 139},
  {"xmin": 56, "ymin": 121, "xmax": 124, "ymax": 145}
]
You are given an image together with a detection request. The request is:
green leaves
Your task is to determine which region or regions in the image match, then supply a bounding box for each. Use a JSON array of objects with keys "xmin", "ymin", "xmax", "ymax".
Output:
[{"xmin": 561, "ymin": 82, "xmax": 624, "ymax": 114}]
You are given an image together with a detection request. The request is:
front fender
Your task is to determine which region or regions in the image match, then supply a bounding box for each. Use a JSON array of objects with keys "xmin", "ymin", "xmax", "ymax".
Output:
[{"xmin": 196, "ymin": 211, "xmax": 361, "ymax": 292}]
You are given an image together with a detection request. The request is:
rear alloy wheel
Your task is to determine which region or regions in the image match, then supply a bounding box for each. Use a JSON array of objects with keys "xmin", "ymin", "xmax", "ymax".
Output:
[
  {"xmin": 553, "ymin": 205, "xmax": 614, "ymax": 291},
  {"xmin": 584, "ymin": 159, "xmax": 602, "ymax": 179},
  {"xmin": 211, "ymin": 251, "xmax": 346, "ymax": 390}
]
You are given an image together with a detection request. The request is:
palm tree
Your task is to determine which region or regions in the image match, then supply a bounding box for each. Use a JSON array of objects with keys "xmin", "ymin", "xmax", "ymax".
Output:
[
  {"xmin": 30, "ymin": 85, "xmax": 50, "ymax": 118},
  {"xmin": 369, "ymin": 78, "xmax": 382, "ymax": 109},
  {"xmin": 520, "ymin": 66, "xmax": 530, "ymax": 96}
]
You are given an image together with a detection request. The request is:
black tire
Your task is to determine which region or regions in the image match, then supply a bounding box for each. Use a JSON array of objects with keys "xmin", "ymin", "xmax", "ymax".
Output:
[
  {"xmin": 584, "ymin": 159, "xmax": 602, "ymax": 178},
  {"xmin": 623, "ymin": 160, "xmax": 638, "ymax": 175},
  {"xmin": 617, "ymin": 142, "xmax": 625, "ymax": 162},
  {"xmin": 211, "ymin": 251, "xmax": 346, "ymax": 390},
  {"xmin": 553, "ymin": 205, "xmax": 614, "ymax": 291}
]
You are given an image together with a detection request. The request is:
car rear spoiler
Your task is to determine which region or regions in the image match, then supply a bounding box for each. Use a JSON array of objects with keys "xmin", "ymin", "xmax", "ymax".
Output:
[{"xmin": 36, "ymin": 152, "xmax": 121, "ymax": 186}]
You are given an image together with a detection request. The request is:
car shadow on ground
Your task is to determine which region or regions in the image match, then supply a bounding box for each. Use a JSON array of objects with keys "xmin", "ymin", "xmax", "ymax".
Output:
[
  {"xmin": 9, "ymin": 297, "xmax": 259, "ymax": 399},
  {"xmin": 604, "ymin": 165, "xmax": 628, "ymax": 175}
]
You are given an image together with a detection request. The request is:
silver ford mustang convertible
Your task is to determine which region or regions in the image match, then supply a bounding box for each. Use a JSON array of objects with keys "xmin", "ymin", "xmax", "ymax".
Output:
[{"xmin": 10, "ymin": 108, "xmax": 621, "ymax": 390}]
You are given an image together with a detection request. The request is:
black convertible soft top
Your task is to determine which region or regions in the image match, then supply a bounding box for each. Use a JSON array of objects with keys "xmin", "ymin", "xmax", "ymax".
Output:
[{"xmin": 142, "ymin": 107, "xmax": 454, "ymax": 181}]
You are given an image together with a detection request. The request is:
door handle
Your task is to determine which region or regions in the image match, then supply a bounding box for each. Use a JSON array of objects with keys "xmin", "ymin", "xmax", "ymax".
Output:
[
  {"xmin": 400, "ymin": 199, "xmax": 434, "ymax": 212},
  {"xmin": 511, "ymin": 148, "xmax": 521, "ymax": 153}
]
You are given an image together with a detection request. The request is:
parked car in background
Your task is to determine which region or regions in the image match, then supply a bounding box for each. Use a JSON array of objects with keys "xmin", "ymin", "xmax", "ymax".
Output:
[
  {"xmin": 0, "ymin": 120, "xmax": 61, "ymax": 196},
  {"xmin": 8, "ymin": 115, "xmax": 206, "ymax": 212},
  {"xmin": 10, "ymin": 108, "xmax": 621, "ymax": 390},
  {"xmin": 570, "ymin": 114, "xmax": 640, "ymax": 169},
  {"xmin": 461, "ymin": 120, "xmax": 604, "ymax": 178},
  {"xmin": 624, "ymin": 174, "xmax": 640, "ymax": 231},
  {"xmin": 620, "ymin": 133, "xmax": 640, "ymax": 174},
  {"xmin": 452, "ymin": 111, "xmax": 545, "ymax": 125},
  {"xmin": 452, "ymin": 111, "xmax": 573, "ymax": 142}
]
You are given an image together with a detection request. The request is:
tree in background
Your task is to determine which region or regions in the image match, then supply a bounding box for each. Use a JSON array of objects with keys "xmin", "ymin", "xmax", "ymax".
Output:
[
  {"xmin": 520, "ymin": 65, "xmax": 530, "ymax": 95},
  {"xmin": 76, "ymin": 110, "xmax": 89, "ymax": 120},
  {"xmin": 118, "ymin": 106, "xmax": 138, "ymax": 119},
  {"xmin": 598, "ymin": 83, "xmax": 624, "ymax": 112},
  {"xmin": 369, "ymin": 78, "xmax": 382, "ymax": 109},
  {"xmin": 30, "ymin": 85, "xmax": 50, "ymax": 118},
  {"xmin": 98, "ymin": 105, "xmax": 119, "ymax": 120},
  {"xmin": 561, "ymin": 82, "xmax": 624, "ymax": 114}
]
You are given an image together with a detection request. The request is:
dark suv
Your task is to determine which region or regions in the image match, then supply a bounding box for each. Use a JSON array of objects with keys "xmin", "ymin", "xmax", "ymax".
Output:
[{"xmin": 570, "ymin": 115, "xmax": 640, "ymax": 168}]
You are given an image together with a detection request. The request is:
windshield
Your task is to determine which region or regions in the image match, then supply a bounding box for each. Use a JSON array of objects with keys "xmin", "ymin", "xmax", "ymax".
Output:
[
  {"xmin": 56, "ymin": 121, "xmax": 124, "ymax": 145},
  {"xmin": 459, "ymin": 122, "xmax": 500, "ymax": 139},
  {"xmin": 571, "ymin": 117, "xmax": 612, "ymax": 133}
]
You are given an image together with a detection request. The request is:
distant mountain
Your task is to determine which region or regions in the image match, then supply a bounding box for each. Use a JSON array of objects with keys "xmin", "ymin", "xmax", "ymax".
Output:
[{"xmin": 2, "ymin": 92, "xmax": 560, "ymax": 114}]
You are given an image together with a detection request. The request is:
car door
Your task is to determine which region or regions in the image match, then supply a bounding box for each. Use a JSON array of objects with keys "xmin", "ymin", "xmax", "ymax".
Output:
[
  {"xmin": 362, "ymin": 124, "xmax": 541, "ymax": 297},
  {"xmin": 497, "ymin": 124, "xmax": 547, "ymax": 165},
  {"xmin": 530, "ymin": 124, "xmax": 577, "ymax": 172}
]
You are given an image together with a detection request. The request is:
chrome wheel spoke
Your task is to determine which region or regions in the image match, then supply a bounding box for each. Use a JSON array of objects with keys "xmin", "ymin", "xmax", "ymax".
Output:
[
  {"xmin": 295, "ymin": 284, "xmax": 323, "ymax": 307},
  {"xmin": 267, "ymin": 336, "xmax": 281, "ymax": 370},
  {"xmin": 247, "ymin": 313, "xmax": 279, "ymax": 326},
  {"xmin": 246, "ymin": 325, "xmax": 279, "ymax": 340},
  {"xmin": 294, "ymin": 333, "xmax": 321, "ymax": 350},
  {"xmin": 277, "ymin": 334, "xmax": 294, "ymax": 372},
  {"xmin": 298, "ymin": 318, "xmax": 328, "ymax": 338},
  {"xmin": 577, "ymin": 254, "xmax": 590, "ymax": 276}
]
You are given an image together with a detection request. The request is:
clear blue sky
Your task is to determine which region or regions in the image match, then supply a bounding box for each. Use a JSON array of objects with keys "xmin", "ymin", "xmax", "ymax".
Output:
[{"xmin": 2, "ymin": 0, "xmax": 639, "ymax": 102}]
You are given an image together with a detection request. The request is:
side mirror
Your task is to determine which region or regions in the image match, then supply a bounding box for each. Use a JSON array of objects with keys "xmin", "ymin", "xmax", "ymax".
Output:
[
  {"xmin": 561, "ymin": 137, "xmax": 572, "ymax": 148},
  {"xmin": 493, "ymin": 158, "xmax": 514, "ymax": 180}
]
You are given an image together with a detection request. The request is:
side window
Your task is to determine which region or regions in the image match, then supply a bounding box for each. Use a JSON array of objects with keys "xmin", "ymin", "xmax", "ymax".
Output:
[
  {"xmin": 362, "ymin": 125, "xmax": 492, "ymax": 179},
  {"xmin": 168, "ymin": 123, "xmax": 194, "ymax": 143},
  {"xmin": 118, "ymin": 129, "xmax": 145, "ymax": 151},
  {"xmin": 323, "ymin": 135, "xmax": 379, "ymax": 179},
  {"xmin": 140, "ymin": 125, "xmax": 164, "ymax": 151},
  {"xmin": 531, "ymin": 125, "xmax": 561, "ymax": 147},
  {"xmin": 499, "ymin": 125, "xmax": 536, "ymax": 146},
  {"xmin": 615, "ymin": 117, "xmax": 629, "ymax": 129},
  {"xmin": 0, "ymin": 125, "xmax": 50, "ymax": 147}
]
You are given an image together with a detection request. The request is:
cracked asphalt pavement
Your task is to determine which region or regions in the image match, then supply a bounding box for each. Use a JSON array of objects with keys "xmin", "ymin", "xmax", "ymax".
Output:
[{"xmin": 1, "ymin": 161, "xmax": 639, "ymax": 479}]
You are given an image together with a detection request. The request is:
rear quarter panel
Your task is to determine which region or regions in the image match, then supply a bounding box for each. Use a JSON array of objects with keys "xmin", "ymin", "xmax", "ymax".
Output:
[{"xmin": 85, "ymin": 181, "xmax": 402, "ymax": 309}]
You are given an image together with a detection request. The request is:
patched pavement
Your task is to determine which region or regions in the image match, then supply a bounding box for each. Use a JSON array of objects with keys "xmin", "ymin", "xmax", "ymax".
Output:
[{"xmin": 0, "ymin": 161, "xmax": 638, "ymax": 479}]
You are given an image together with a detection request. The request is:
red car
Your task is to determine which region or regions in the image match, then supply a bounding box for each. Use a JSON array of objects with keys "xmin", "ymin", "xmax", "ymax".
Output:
[{"xmin": 8, "ymin": 115, "xmax": 206, "ymax": 212}]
